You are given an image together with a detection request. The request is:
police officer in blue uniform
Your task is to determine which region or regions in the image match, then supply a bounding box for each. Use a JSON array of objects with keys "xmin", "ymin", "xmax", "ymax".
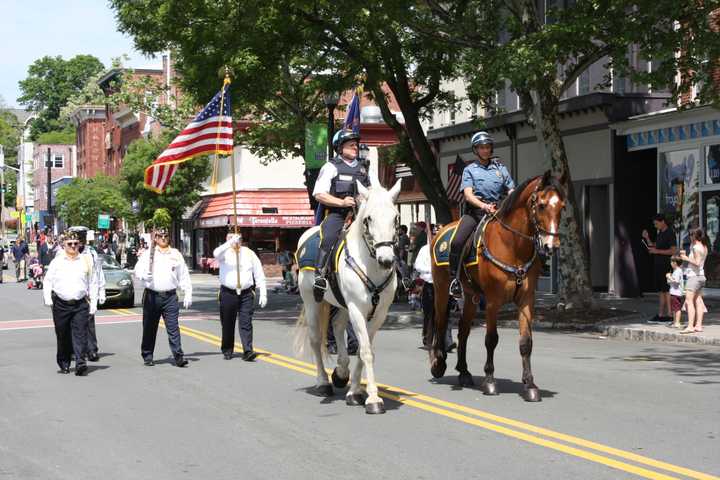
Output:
[
  {"xmin": 312, "ymin": 129, "xmax": 371, "ymax": 302},
  {"xmin": 449, "ymin": 131, "xmax": 515, "ymax": 297}
]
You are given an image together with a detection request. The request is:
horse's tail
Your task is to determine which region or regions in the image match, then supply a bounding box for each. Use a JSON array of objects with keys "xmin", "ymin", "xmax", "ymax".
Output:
[
  {"xmin": 293, "ymin": 306, "xmax": 309, "ymax": 358},
  {"xmin": 293, "ymin": 303, "xmax": 331, "ymax": 362}
]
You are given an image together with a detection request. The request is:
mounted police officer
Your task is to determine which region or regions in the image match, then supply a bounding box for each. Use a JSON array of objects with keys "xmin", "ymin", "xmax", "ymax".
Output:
[
  {"xmin": 312, "ymin": 129, "xmax": 371, "ymax": 302},
  {"xmin": 449, "ymin": 131, "xmax": 515, "ymax": 298}
]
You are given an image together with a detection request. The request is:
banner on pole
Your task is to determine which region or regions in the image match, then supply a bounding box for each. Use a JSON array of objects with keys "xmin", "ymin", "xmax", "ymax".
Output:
[{"xmin": 304, "ymin": 123, "xmax": 328, "ymax": 169}]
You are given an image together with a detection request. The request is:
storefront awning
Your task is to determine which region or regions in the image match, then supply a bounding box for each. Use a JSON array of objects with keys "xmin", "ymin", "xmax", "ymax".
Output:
[{"xmin": 196, "ymin": 189, "xmax": 315, "ymax": 229}]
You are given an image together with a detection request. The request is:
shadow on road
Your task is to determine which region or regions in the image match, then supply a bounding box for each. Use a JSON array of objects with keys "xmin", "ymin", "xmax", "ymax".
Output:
[
  {"xmin": 607, "ymin": 347, "xmax": 720, "ymax": 384},
  {"xmin": 430, "ymin": 375, "xmax": 559, "ymax": 400}
]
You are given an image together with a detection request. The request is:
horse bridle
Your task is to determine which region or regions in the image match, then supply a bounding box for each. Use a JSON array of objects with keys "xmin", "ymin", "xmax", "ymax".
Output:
[{"xmin": 361, "ymin": 215, "xmax": 399, "ymax": 260}]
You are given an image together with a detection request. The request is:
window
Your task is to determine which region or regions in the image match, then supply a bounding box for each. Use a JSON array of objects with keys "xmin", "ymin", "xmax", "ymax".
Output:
[
  {"xmin": 53, "ymin": 154, "xmax": 64, "ymax": 169},
  {"xmin": 705, "ymin": 144, "xmax": 720, "ymax": 185},
  {"xmin": 659, "ymin": 149, "xmax": 700, "ymax": 247},
  {"xmin": 578, "ymin": 69, "xmax": 591, "ymax": 95}
]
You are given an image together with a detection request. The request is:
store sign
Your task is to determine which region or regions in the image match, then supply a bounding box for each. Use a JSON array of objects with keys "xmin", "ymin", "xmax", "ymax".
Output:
[
  {"xmin": 304, "ymin": 123, "xmax": 328, "ymax": 169},
  {"xmin": 197, "ymin": 215, "xmax": 314, "ymax": 229},
  {"xmin": 197, "ymin": 216, "xmax": 228, "ymax": 229},
  {"xmin": 97, "ymin": 214, "xmax": 110, "ymax": 230}
]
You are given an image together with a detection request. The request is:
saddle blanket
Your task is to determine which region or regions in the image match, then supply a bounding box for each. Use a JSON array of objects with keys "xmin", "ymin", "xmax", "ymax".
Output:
[
  {"xmin": 432, "ymin": 224, "xmax": 479, "ymax": 266},
  {"xmin": 296, "ymin": 229, "xmax": 322, "ymax": 271}
]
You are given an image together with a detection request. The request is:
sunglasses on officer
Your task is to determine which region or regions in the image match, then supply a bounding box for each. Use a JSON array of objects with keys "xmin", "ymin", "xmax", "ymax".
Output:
[{"xmin": 65, "ymin": 241, "xmax": 79, "ymax": 248}]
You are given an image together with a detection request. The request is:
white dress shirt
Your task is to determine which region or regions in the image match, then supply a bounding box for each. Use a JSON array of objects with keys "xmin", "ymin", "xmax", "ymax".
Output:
[
  {"xmin": 413, "ymin": 244, "xmax": 433, "ymax": 284},
  {"xmin": 312, "ymin": 158, "xmax": 359, "ymax": 196},
  {"xmin": 56, "ymin": 247, "xmax": 106, "ymax": 297},
  {"xmin": 43, "ymin": 252, "xmax": 99, "ymax": 306},
  {"xmin": 134, "ymin": 247, "xmax": 192, "ymax": 295},
  {"xmin": 213, "ymin": 241, "xmax": 267, "ymax": 295}
]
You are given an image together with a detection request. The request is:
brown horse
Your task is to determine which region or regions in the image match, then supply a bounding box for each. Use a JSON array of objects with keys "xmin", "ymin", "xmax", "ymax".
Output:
[{"xmin": 430, "ymin": 170, "xmax": 567, "ymax": 402}]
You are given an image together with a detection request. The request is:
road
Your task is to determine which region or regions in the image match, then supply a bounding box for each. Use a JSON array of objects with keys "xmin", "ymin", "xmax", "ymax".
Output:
[{"xmin": 0, "ymin": 272, "xmax": 718, "ymax": 480}]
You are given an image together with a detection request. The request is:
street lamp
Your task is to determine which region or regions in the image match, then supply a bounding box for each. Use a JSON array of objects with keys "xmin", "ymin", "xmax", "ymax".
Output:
[{"xmin": 324, "ymin": 92, "xmax": 340, "ymax": 162}]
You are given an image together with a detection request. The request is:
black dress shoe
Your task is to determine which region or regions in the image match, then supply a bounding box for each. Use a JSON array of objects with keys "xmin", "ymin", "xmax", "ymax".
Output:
[
  {"xmin": 175, "ymin": 356, "xmax": 189, "ymax": 367},
  {"xmin": 88, "ymin": 352, "xmax": 99, "ymax": 362},
  {"xmin": 223, "ymin": 352, "xmax": 233, "ymax": 360},
  {"xmin": 75, "ymin": 365, "xmax": 88, "ymax": 376},
  {"xmin": 143, "ymin": 359, "xmax": 155, "ymax": 366},
  {"xmin": 59, "ymin": 367, "xmax": 70, "ymax": 374},
  {"xmin": 327, "ymin": 344, "xmax": 337, "ymax": 355},
  {"xmin": 242, "ymin": 350, "xmax": 257, "ymax": 362}
]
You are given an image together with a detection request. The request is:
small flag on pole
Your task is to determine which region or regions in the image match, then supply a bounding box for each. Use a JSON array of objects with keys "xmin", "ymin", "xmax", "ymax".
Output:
[
  {"xmin": 446, "ymin": 155, "xmax": 466, "ymax": 204},
  {"xmin": 343, "ymin": 88, "xmax": 362, "ymax": 135},
  {"xmin": 144, "ymin": 83, "xmax": 233, "ymax": 193}
]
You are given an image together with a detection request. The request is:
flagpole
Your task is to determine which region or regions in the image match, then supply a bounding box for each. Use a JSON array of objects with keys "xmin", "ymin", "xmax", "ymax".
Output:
[{"xmin": 218, "ymin": 68, "xmax": 242, "ymax": 293}]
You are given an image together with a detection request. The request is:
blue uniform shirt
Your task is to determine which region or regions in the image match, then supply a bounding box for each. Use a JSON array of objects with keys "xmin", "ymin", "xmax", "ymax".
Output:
[{"xmin": 460, "ymin": 159, "xmax": 515, "ymax": 203}]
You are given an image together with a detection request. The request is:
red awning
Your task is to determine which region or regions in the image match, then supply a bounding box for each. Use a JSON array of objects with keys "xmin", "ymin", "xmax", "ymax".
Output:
[{"xmin": 197, "ymin": 189, "xmax": 315, "ymax": 229}]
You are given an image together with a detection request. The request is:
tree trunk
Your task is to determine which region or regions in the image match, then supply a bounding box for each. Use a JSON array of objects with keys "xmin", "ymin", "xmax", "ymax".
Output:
[{"xmin": 521, "ymin": 88, "xmax": 593, "ymax": 308}]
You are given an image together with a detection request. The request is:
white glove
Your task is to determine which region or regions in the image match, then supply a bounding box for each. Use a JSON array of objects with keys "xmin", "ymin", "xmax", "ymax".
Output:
[
  {"xmin": 98, "ymin": 291, "xmax": 106, "ymax": 305},
  {"xmin": 183, "ymin": 296, "xmax": 192, "ymax": 309},
  {"xmin": 259, "ymin": 293, "xmax": 267, "ymax": 308},
  {"xmin": 229, "ymin": 234, "xmax": 241, "ymax": 247},
  {"xmin": 44, "ymin": 298, "xmax": 53, "ymax": 307}
]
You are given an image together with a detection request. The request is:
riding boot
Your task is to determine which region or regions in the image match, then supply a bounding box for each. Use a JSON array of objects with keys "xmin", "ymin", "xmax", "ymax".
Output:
[
  {"xmin": 448, "ymin": 250, "xmax": 463, "ymax": 299},
  {"xmin": 313, "ymin": 249, "xmax": 331, "ymax": 302}
]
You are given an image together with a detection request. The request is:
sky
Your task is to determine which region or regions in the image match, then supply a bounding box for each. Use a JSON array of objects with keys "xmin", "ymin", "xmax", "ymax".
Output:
[{"xmin": 0, "ymin": 0, "xmax": 161, "ymax": 108}]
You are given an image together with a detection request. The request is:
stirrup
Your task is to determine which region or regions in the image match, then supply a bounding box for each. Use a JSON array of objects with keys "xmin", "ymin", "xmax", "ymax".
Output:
[
  {"xmin": 449, "ymin": 278, "xmax": 463, "ymax": 299},
  {"xmin": 313, "ymin": 276, "xmax": 328, "ymax": 302}
]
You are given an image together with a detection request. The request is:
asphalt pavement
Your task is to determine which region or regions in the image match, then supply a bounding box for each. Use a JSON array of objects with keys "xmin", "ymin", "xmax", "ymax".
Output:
[{"xmin": 0, "ymin": 272, "xmax": 718, "ymax": 480}]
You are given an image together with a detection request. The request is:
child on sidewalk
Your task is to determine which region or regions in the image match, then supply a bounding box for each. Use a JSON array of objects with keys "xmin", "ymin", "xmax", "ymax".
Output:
[{"xmin": 666, "ymin": 256, "xmax": 684, "ymax": 328}]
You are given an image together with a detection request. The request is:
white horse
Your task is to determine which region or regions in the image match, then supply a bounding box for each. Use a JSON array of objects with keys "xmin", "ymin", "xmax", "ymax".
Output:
[{"xmin": 294, "ymin": 177, "xmax": 402, "ymax": 414}]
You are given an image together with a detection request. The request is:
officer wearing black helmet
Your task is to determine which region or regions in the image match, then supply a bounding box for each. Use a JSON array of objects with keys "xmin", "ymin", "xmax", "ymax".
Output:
[
  {"xmin": 312, "ymin": 129, "xmax": 371, "ymax": 301},
  {"xmin": 449, "ymin": 131, "xmax": 515, "ymax": 298}
]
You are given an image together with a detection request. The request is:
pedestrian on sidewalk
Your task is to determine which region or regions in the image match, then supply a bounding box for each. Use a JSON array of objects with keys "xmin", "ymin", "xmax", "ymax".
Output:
[
  {"xmin": 134, "ymin": 227, "xmax": 193, "ymax": 367},
  {"xmin": 666, "ymin": 256, "xmax": 684, "ymax": 329},
  {"xmin": 12, "ymin": 237, "xmax": 29, "ymax": 282},
  {"xmin": 414, "ymin": 243, "xmax": 455, "ymax": 351},
  {"xmin": 43, "ymin": 231, "xmax": 99, "ymax": 376},
  {"xmin": 0, "ymin": 241, "xmax": 5, "ymax": 284},
  {"xmin": 642, "ymin": 214, "xmax": 677, "ymax": 323},
  {"xmin": 679, "ymin": 228, "xmax": 709, "ymax": 334},
  {"xmin": 213, "ymin": 230, "xmax": 267, "ymax": 361}
]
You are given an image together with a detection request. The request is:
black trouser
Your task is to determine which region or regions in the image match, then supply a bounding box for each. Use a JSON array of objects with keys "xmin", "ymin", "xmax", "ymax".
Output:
[
  {"xmin": 449, "ymin": 209, "xmax": 484, "ymax": 278},
  {"xmin": 219, "ymin": 286, "xmax": 255, "ymax": 353},
  {"xmin": 87, "ymin": 314, "xmax": 98, "ymax": 354},
  {"xmin": 316, "ymin": 211, "xmax": 347, "ymax": 270},
  {"xmin": 327, "ymin": 306, "xmax": 358, "ymax": 351},
  {"xmin": 51, "ymin": 294, "xmax": 89, "ymax": 370},
  {"xmin": 420, "ymin": 282, "xmax": 453, "ymax": 347},
  {"xmin": 141, "ymin": 289, "xmax": 183, "ymax": 361}
]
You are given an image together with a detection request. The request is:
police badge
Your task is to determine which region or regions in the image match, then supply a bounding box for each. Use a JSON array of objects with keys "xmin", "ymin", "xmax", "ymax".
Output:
[{"xmin": 439, "ymin": 241, "xmax": 448, "ymax": 253}]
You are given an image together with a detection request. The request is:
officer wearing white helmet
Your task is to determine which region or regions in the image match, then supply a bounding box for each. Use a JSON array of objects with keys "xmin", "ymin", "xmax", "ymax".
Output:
[
  {"xmin": 311, "ymin": 129, "xmax": 371, "ymax": 301},
  {"xmin": 449, "ymin": 131, "xmax": 515, "ymax": 298}
]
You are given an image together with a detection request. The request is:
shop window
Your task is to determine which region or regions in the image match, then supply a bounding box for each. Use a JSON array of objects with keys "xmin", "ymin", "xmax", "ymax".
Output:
[
  {"xmin": 659, "ymin": 149, "xmax": 700, "ymax": 248},
  {"xmin": 704, "ymin": 144, "xmax": 720, "ymax": 185},
  {"xmin": 702, "ymin": 192, "xmax": 720, "ymax": 287},
  {"xmin": 262, "ymin": 207, "xmax": 279, "ymax": 214}
]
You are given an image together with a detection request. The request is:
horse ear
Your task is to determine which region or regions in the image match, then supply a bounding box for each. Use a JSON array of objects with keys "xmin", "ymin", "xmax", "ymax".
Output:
[
  {"xmin": 389, "ymin": 179, "xmax": 402, "ymax": 202},
  {"xmin": 356, "ymin": 180, "xmax": 370, "ymax": 203},
  {"xmin": 541, "ymin": 169, "xmax": 552, "ymax": 187}
]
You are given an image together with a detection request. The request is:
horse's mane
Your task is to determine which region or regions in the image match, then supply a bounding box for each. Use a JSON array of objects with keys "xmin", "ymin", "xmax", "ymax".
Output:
[{"xmin": 495, "ymin": 172, "xmax": 566, "ymax": 219}]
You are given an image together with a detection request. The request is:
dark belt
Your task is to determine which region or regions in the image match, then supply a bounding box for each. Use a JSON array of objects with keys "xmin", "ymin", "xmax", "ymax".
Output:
[
  {"xmin": 221, "ymin": 285, "xmax": 254, "ymax": 295},
  {"xmin": 51, "ymin": 293, "xmax": 88, "ymax": 306},
  {"xmin": 146, "ymin": 288, "xmax": 176, "ymax": 298}
]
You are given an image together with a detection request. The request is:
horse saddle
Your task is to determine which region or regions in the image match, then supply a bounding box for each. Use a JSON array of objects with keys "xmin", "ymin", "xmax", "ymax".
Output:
[
  {"xmin": 295, "ymin": 229, "xmax": 349, "ymax": 308},
  {"xmin": 433, "ymin": 215, "xmax": 492, "ymax": 267}
]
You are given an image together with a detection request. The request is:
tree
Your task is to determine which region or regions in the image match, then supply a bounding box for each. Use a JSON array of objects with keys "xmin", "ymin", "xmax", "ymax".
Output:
[
  {"xmin": 18, "ymin": 55, "xmax": 104, "ymax": 139},
  {"xmin": 420, "ymin": 0, "xmax": 720, "ymax": 307},
  {"xmin": 56, "ymin": 175, "xmax": 132, "ymax": 227},
  {"xmin": 110, "ymin": 0, "xmax": 460, "ymax": 222},
  {"xmin": 120, "ymin": 132, "xmax": 211, "ymax": 224},
  {"xmin": 0, "ymin": 108, "xmax": 22, "ymax": 208}
]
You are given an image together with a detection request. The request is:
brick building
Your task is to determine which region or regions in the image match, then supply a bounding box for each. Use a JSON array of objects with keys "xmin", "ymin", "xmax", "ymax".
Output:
[{"xmin": 69, "ymin": 106, "xmax": 106, "ymax": 179}]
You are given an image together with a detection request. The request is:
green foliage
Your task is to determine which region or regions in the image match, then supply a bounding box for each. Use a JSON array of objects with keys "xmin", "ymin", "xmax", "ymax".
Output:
[
  {"xmin": 56, "ymin": 175, "xmax": 132, "ymax": 227},
  {"xmin": 147, "ymin": 208, "xmax": 172, "ymax": 230},
  {"xmin": 120, "ymin": 132, "xmax": 211, "ymax": 224},
  {"xmin": 35, "ymin": 128, "xmax": 76, "ymax": 145},
  {"xmin": 18, "ymin": 55, "xmax": 104, "ymax": 139},
  {"xmin": 0, "ymin": 110, "xmax": 21, "ymax": 207}
]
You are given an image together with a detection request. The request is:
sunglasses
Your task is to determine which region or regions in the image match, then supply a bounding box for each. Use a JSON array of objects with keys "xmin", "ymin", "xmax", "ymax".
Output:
[
  {"xmin": 65, "ymin": 242, "xmax": 79, "ymax": 247},
  {"xmin": 155, "ymin": 234, "xmax": 169, "ymax": 239}
]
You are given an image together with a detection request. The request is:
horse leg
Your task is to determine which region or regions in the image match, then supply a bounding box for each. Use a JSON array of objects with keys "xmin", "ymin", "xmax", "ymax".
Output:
[
  {"xmin": 430, "ymin": 281, "xmax": 449, "ymax": 378},
  {"xmin": 455, "ymin": 297, "xmax": 477, "ymax": 387},
  {"xmin": 348, "ymin": 303, "xmax": 385, "ymax": 414},
  {"xmin": 307, "ymin": 302, "xmax": 333, "ymax": 397},
  {"xmin": 482, "ymin": 302, "xmax": 500, "ymax": 396},
  {"xmin": 331, "ymin": 310, "xmax": 351, "ymax": 389},
  {"xmin": 518, "ymin": 302, "xmax": 540, "ymax": 402}
]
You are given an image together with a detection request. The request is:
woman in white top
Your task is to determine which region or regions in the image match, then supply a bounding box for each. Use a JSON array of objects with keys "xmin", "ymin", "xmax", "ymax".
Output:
[{"xmin": 679, "ymin": 228, "xmax": 709, "ymax": 333}]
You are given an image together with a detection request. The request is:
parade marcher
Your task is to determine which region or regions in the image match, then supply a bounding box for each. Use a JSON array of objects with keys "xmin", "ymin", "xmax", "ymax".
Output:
[
  {"xmin": 43, "ymin": 231, "xmax": 99, "ymax": 375},
  {"xmin": 213, "ymin": 230, "xmax": 267, "ymax": 361},
  {"xmin": 449, "ymin": 131, "xmax": 515, "ymax": 298},
  {"xmin": 312, "ymin": 129, "xmax": 371, "ymax": 302},
  {"xmin": 414, "ymin": 243, "xmax": 455, "ymax": 351},
  {"xmin": 76, "ymin": 228, "xmax": 106, "ymax": 362},
  {"xmin": 134, "ymin": 228, "xmax": 192, "ymax": 367}
]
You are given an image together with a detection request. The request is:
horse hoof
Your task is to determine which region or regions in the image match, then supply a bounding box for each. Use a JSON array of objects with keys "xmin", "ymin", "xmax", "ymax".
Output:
[
  {"xmin": 331, "ymin": 368, "xmax": 349, "ymax": 388},
  {"xmin": 430, "ymin": 358, "xmax": 447, "ymax": 379},
  {"xmin": 458, "ymin": 372, "xmax": 474, "ymax": 387},
  {"xmin": 315, "ymin": 384, "xmax": 334, "ymax": 397},
  {"xmin": 346, "ymin": 393, "xmax": 365, "ymax": 406},
  {"xmin": 365, "ymin": 402, "xmax": 386, "ymax": 415},
  {"xmin": 523, "ymin": 387, "xmax": 541, "ymax": 402},
  {"xmin": 482, "ymin": 381, "xmax": 498, "ymax": 396}
]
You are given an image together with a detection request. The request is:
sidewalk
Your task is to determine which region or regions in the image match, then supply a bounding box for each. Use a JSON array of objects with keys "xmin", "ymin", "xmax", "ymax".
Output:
[{"xmin": 385, "ymin": 290, "xmax": 720, "ymax": 347}]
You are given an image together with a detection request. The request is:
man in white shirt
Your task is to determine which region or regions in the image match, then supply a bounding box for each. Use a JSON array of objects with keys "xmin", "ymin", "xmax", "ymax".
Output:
[
  {"xmin": 213, "ymin": 230, "xmax": 267, "ymax": 361},
  {"xmin": 134, "ymin": 228, "xmax": 193, "ymax": 367},
  {"xmin": 43, "ymin": 231, "xmax": 99, "ymax": 376},
  {"xmin": 414, "ymin": 243, "xmax": 455, "ymax": 351}
]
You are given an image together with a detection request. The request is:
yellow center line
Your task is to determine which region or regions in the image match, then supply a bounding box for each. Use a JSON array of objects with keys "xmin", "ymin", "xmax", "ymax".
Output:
[{"xmin": 175, "ymin": 323, "xmax": 716, "ymax": 480}]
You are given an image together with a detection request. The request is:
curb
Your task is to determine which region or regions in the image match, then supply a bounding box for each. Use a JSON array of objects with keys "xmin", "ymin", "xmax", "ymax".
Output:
[{"xmin": 384, "ymin": 311, "xmax": 720, "ymax": 347}]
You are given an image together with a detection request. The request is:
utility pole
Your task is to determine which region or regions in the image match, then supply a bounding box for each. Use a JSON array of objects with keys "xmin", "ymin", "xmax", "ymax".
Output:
[
  {"xmin": 46, "ymin": 147, "xmax": 52, "ymax": 235},
  {"xmin": 0, "ymin": 145, "xmax": 5, "ymax": 240}
]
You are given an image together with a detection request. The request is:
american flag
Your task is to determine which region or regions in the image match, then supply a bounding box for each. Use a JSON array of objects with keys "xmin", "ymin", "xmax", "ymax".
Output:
[
  {"xmin": 343, "ymin": 88, "xmax": 361, "ymax": 134},
  {"xmin": 446, "ymin": 154, "xmax": 466, "ymax": 204},
  {"xmin": 144, "ymin": 83, "xmax": 233, "ymax": 193}
]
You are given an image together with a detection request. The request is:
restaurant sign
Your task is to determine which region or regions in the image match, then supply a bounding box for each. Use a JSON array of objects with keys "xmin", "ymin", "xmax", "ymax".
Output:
[{"xmin": 197, "ymin": 215, "xmax": 315, "ymax": 229}]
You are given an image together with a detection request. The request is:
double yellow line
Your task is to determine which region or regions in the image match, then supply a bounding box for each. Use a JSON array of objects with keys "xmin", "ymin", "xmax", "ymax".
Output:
[
  {"xmin": 107, "ymin": 308, "xmax": 136, "ymax": 316},
  {"xmin": 175, "ymin": 324, "xmax": 717, "ymax": 480}
]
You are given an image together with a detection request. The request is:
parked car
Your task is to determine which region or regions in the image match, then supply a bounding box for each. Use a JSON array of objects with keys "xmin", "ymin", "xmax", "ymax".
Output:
[{"xmin": 100, "ymin": 254, "xmax": 135, "ymax": 308}]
